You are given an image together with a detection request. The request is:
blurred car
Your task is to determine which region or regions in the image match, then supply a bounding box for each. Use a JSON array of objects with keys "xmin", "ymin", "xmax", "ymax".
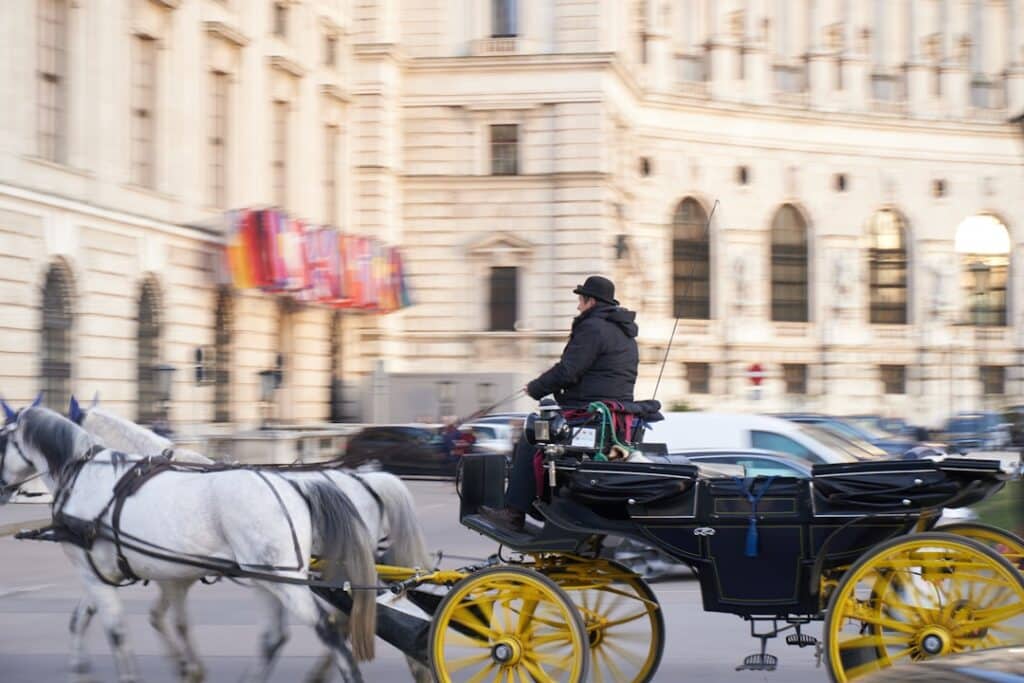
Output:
[
  {"xmin": 940, "ymin": 411, "xmax": 1010, "ymax": 452},
  {"xmin": 1002, "ymin": 405, "xmax": 1024, "ymax": 448},
  {"xmin": 847, "ymin": 414, "xmax": 929, "ymax": 440},
  {"xmin": 774, "ymin": 412, "xmax": 922, "ymax": 456},
  {"xmin": 341, "ymin": 424, "xmax": 454, "ymax": 477},
  {"xmin": 463, "ymin": 421, "xmax": 516, "ymax": 456},
  {"xmin": 861, "ymin": 646, "xmax": 1024, "ymax": 682},
  {"xmin": 641, "ymin": 411, "xmax": 886, "ymax": 466}
]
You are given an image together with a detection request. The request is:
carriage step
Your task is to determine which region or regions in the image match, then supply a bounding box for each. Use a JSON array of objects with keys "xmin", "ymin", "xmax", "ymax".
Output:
[
  {"xmin": 786, "ymin": 633, "xmax": 818, "ymax": 648},
  {"xmin": 736, "ymin": 654, "xmax": 778, "ymax": 672}
]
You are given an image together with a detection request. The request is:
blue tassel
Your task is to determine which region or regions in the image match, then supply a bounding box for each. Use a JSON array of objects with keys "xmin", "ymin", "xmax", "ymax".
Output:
[{"xmin": 745, "ymin": 515, "xmax": 758, "ymax": 557}]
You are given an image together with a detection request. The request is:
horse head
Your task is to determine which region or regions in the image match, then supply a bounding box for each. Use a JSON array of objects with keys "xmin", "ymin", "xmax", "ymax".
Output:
[{"xmin": 0, "ymin": 395, "xmax": 43, "ymax": 503}]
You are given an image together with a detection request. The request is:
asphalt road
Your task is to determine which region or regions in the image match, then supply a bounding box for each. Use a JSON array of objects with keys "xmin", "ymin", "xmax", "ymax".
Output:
[{"xmin": 0, "ymin": 480, "xmax": 827, "ymax": 682}]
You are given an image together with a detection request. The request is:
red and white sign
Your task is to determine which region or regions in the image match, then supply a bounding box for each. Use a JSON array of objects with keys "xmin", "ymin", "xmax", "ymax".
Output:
[{"xmin": 747, "ymin": 363, "xmax": 765, "ymax": 386}]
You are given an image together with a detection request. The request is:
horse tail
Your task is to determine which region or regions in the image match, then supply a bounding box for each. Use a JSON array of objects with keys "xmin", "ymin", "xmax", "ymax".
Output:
[
  {"xmin": 361, "ymin": 470, "xmax": 432, "ymax": 569},
  {"xmin": 298, "ymin": 479, "xmax": 377, "ymax": 662}
]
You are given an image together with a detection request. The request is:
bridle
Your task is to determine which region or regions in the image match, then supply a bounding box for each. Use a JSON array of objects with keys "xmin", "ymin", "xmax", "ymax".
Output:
[{"xmin": 0, "ymin": 422, "xmax": 45, "ymax": 497}]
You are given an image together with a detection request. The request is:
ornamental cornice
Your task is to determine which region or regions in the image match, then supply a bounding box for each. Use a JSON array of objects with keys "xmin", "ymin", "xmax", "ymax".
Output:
[{"xmin": 204, "ymin": 21, "xmax": 248, "ymax": 47}]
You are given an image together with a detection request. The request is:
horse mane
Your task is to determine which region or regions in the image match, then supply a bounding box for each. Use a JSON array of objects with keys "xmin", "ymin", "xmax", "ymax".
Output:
[
  {"xmin": 84, "ymin": 406, "xmax": 171, "ymax": 454},
  {"xmin": 19, "ymin": 407, "xmax": 97, "ymax": 477}
]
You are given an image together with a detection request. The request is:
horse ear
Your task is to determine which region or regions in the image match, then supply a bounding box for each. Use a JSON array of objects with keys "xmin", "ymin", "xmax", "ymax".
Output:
[
  {"xmin": 69, "ymin": 395, "xmax": 82, "ymax": 424},
  {"xmin": 0, "ymin": 398, "xmax": 15, "ymax": 424},
  {"xmin": 90, "ymin": 391, "xmax": 100, "ymax": 409},
  {"xmin": 30, "ymin": 392, "xmax": 43, "ymax": 409}
]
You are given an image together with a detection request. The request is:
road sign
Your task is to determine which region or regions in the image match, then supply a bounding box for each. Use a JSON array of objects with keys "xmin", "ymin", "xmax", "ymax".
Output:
[{"xmin": 747, "ymin": 363, "xmax": 765, "ymax": 386}]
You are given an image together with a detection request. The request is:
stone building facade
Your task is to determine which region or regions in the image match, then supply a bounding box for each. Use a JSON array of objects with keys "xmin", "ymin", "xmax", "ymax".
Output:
[{"xmin": 1, "ymin": 0, "xmax": 1022, "ymax": 430}]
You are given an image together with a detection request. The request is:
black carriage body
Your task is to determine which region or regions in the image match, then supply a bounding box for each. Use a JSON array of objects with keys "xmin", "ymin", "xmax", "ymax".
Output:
[{"xmin": 459, "ymin": 452, "xmax": 1007, "ymax": 620}]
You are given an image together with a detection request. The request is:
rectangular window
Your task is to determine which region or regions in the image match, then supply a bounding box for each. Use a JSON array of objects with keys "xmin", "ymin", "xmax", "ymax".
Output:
[
  {"xmin": 490, "ymin": 124, "xmax": 518, "ymax": 176},
  {"xmin": 325, "ymin": 33, "xmax": 338, "ymax": 67},
  {"xmin": 782, "ymin": 363, "xmax": 807, "ymax": 395},
  {"xmin": 981, "ymin": 366, "xmax": 1005, "ymax": 395},
  {"xmin": 880, "ymin": 365, "xmax": 906, "ymax": 395},
  {"xmin": 131, "ymin": 34, "xmax": 158, "ymax": 188},
  {"xmin": 488, "ymin": 266, "xmax": 518, "ymax": 331},
  {"xmin": 272, "ymin": 2, "xmax": 288, "ymax": 38},
  {"xmin": 323, "ymin": 124, "xmax": 339, "ymax": 225},
  {"xmin": 685, "ymin": 362, "xmax": 710, "ymax": 394},
  {"xmin": 37, "ymin": 0, "xmax": 69, "ymax": 163},
  {"xmin": 208, "ymin": 71, "xmax": 229, "ymax": 208},
  {"xmin": 272, "ymin": 100, "xmax": 288, "ymax": 208},
  {"xmin": 492, "ymin": 0, "xmax": 517, "ymax": 37}
]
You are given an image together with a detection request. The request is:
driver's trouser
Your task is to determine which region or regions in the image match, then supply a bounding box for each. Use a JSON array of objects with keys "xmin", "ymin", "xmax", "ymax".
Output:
[{"xmin": 505, "ymin": 435, "xmax": 537, "ymax": 513}]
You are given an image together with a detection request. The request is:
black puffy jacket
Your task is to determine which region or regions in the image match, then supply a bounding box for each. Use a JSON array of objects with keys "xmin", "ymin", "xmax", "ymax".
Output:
[{"xmin": 527, "ymin": 304, "xmax": 639, "ymax": 408}]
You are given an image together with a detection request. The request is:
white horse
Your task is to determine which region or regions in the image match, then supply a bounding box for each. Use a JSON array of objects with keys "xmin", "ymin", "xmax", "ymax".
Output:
[
  {"xmin": 68, "ymin": 395, "xmax": 433, "ymax": 683},
  {"xmin": 0, "ymin": 403, "xmax": 377, "ymax": 683}
]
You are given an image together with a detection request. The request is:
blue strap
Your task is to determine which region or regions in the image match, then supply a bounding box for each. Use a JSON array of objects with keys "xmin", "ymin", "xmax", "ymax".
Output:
[{"xmin": 732, "ymin": 476, "xmax": 777, "ymax": 558}]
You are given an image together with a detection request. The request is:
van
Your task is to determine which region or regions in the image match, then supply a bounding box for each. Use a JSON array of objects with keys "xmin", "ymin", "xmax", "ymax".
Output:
[{"xmin": 641, "ymin": 412, "xmax": 884, "ymax": 465}]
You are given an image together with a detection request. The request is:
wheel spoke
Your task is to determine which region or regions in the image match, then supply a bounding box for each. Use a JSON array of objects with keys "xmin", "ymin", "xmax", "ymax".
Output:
[
  {"xmin": 597, "ymin": 642, "xmax": 630, "ymax": 682},
  {"xmin": 954, "ymin": 602, "xmax": 1024, "ymax": 633},
  {"xmin": 841, "ymin": 646, "xmax": 912, "ymax": 680},
  {"xmin": 452, "ymin": 606, "xmax": 499, "ymax": 641},
  {"xmin": 465, "ymin": 661, "xmax": 498, "ymax": 683},
  {"xmin": 601, "ymin": 608, "xmax": 655, "ymax": 630},
  {"xmin": 601, "ymin": 637, "xmax": 647, "ymax": 667},
  {"xmin": 446, "ymin": 651, "xmax": 496, "ymax": 672},
  {"xmin": 837, "ymin": 634, "xmax": 913, "ymax": 651},
  {"xmin": 515, "ymin": 599, "xmax": 539, "ymax": 636},
  {"xmin": 522, "ymin": 657, "xmax": 555, "ymax": 683}
]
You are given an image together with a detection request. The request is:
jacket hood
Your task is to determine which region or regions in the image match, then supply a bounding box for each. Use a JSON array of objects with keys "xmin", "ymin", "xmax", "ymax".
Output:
[{"xmin": 587, "ymin": 304, "xmax": 639, "ymax": 338}]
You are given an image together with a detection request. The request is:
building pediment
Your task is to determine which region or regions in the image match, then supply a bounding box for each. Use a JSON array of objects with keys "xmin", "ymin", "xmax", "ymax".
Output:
[{"xmin": 465, "ymin": 231, "xmax": 535, "ymax": 256}]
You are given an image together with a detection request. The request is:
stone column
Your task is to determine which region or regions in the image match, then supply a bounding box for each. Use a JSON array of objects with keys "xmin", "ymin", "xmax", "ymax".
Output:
[
  {"xmin": 707, "ymin": 0, "xmax": 735, "ymax": 99},
  {"xmin": 647, "ymin": 1, "xmax": 674, "ymax": 93},
  {"xmin": 939, "ymin": 0, "xmax": 969, "ymax": 117},
  {"xmin": 807, "ymin": 0, "xmax": 833, "ymax": 108},
  {"xmin": 841, "ymin": 0, "xmax": 869, "ymax": 110},
  {"xmin": 1007, "ymin": 0, "xmax": 1024, "ymax": 112},
  {"xmin": 904, "ymin": 0, "xmax": 930, "ymax": 115},
  {"xmin": 744, "ymin": 0, "xmax": 770, "ymax": 103}
]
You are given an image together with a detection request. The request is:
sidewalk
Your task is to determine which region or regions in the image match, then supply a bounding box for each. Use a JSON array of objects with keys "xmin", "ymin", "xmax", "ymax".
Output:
[{"xmin": 0, "ymin": 502, "xmax": 50, "ymax": 538}]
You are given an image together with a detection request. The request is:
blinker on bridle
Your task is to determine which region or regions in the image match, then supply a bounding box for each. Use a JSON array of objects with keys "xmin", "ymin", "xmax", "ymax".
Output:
[{"xmin": 0, "ymin": 422, "xmax": 44, "ymax": 496}]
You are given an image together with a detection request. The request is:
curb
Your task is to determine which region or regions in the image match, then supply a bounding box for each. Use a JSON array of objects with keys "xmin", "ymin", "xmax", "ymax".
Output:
[{"xmin": 0, "ymin": 518, "xmax": 49, "ymax": 538}]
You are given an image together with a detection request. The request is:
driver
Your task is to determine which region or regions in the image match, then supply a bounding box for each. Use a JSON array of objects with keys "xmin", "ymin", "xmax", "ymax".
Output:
[{"xmin": 481, "ymin": 275, "xmax": 639, "ymax": 530}]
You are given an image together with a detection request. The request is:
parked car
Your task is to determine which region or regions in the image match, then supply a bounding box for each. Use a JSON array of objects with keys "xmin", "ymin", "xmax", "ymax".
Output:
[
  {"xmin": 463, "ymin": 421, "xmax": 516, "ymax": 457},
  {"xmin": 1002, "ymin": 405, "xmax": 1024, "ymax": 448},
  {"xmin": 846, "ymin": 414, "xmax": 929, "ymax": 440},
  {"xmin": 940, "ymin": 411, "xmax": 1011, "ymax": 452},
  {"xmin": 341, "ymin": 424, "xmax": 454, "ymax": 477},
  {"xmin": 641, "ymin": 412, "xmax": 887, "ymax": 466},
  {"xmin": 774, "ymin": 412, "xmax": 922, "ymax": 456}
]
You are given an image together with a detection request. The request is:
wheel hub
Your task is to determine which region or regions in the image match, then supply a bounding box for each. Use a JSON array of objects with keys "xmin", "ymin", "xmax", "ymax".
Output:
[
  {"xmin": 491, "ymin": 638, "xmax": 523, "ymax": 667},
  {"xmin": 917, "ymin": 627, "xmax": 951, "ymax": 657}
]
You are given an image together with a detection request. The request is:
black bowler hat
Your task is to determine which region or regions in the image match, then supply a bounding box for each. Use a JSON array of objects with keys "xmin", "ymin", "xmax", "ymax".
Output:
[{"xmin": 573, "ymin": 275, "xmax": 618, "ymax": 306}]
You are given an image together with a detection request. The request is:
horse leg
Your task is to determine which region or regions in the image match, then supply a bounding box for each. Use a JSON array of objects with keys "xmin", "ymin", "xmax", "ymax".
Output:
[
  {"xmin": 260, "ymin": 583, "xmax": 363, "ymax": 683},
  {"xmin": 81, "ymin": 580, "xmax": 140, "ymax": 683},
  {"xmin": 163, "ymin": 580, "xmax": 205, "ymax": 682},
  {"xmin": 166, "ymin": 581, "xmax": 204, "ymax": 683},
  {"xmin": 148, "ymin": 582, "xmax": 186, "ymax": 674},
  {"xmin": 247, "ymin": 586, "xmax": 290, "ymax": 682},
  {"xmin": 68, "ymin": 598, "xmax": 98, "ymax": 683}
]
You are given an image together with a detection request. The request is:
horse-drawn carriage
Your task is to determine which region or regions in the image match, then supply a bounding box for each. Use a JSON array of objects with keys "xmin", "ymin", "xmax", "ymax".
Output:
[
  {"xmin": 317, "ymin": 400, "xmax": 1024, "ymax": 682},
  {"xmin": 4, "ymin": 397, "xmax": 1024, "ymax": 682}
]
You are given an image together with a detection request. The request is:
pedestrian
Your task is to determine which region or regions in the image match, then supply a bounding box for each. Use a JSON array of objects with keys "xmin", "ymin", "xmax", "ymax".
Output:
[{"xmin": 480, "ymin": 275, "xmax": 639, "ymax": 530}]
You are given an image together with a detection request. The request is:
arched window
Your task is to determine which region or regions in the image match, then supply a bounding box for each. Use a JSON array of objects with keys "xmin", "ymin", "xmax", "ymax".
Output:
[
  {"xmin": 40, "ymin": 260, "xmax": 74, "ymax": 410},
  {"xmin": 136, "ymin": 276, "xmax": 162, "ymax": 424},
  {"xmin": 955, "ymin": 214, "xmax": 1010, "ymax": 326},
  {"xmin": 213, "ymin": 286, "xmax": 232, "ymax": 423},
  {"xmin": 770, "ymin": 204, "xmax": 809, "ymax": 322},
  {"xmin": 868, "ymin": 209, "xmax": 909, "ymax": 324},
  {"xmin": 672, "ymin": 198, "xmax": 710, "ymax": 319},
  {"xmin": 329, "ymin": 310, "xmax": 344, "ymax": 422}
]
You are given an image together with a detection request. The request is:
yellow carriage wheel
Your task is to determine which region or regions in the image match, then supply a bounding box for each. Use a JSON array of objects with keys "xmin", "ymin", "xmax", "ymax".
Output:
[
  {"xmin": 937, "ymin": 522, "xmax": 1024, "ymax": 568},
  {"xmin": 428, "ymin": 566, "xmax": 590, "ymax": 683},
  {"xmin": 824, "ymin": 532, "xmax": 1024, "ymax": 682},
  {"xmin": 541, "ymin": 558, "xmax": 665, "ymax": 683}
]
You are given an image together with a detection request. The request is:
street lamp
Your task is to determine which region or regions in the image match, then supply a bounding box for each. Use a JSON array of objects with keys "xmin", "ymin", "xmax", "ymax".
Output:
[
  {"xmin": 152, "ymin": 364, "xmax": 176, "ymax": 436},
  {"xmin": 970, "ymin": 260, "xmax": 992, "ymax": 409}
]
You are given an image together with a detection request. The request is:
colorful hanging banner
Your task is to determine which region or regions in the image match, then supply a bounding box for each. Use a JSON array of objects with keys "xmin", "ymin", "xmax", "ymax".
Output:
[{"xmin": 219, "ymin": 208, "xmax": 411, "ymax": 313}]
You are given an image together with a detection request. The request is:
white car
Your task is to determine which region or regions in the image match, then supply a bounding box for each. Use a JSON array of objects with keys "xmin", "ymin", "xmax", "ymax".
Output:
[
  {"xmin": 641, "ymin": 411, "xmax": 887, "ymax": 465},
  {"xmin": 464, "ymin": 417, "xmax": 523, "ymax": 456}
]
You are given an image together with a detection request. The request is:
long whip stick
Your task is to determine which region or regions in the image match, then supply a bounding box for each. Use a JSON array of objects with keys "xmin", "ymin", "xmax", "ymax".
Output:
[{"xmin": 652, "ymin": 199, "xmax": 718, "ymax": 400}]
